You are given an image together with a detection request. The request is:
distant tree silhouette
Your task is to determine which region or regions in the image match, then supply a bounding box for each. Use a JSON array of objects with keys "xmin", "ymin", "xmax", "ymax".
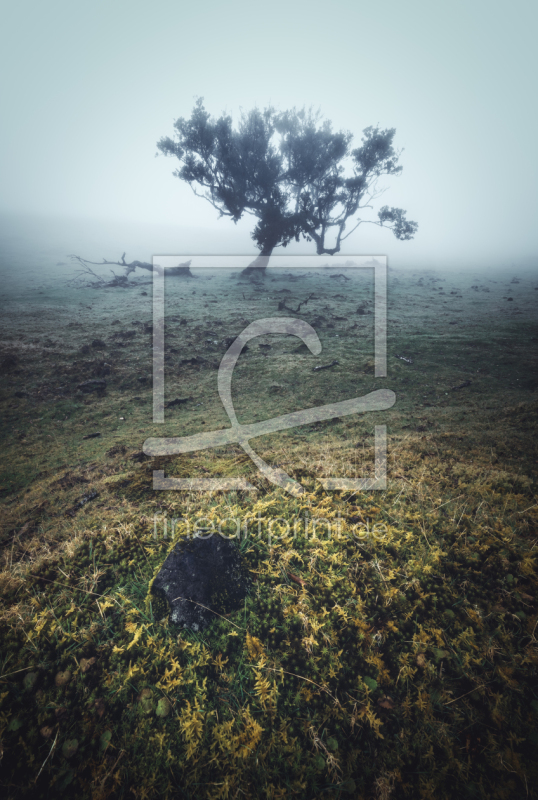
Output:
[{"xmin": 158, "ymin": 99, "xmax": 417, "ymax": 277}]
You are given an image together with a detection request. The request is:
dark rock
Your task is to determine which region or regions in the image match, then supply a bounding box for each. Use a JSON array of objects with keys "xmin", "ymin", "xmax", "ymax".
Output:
[
  {"xmin": 14, "ymin": 391, "xmax": 28, "ymax": 398},
  {"xmin": 83, "ymin": 432, "xmax": 101, "ymax": 439},
  {"xmin": 166, "ymin": 396, "xmax": 192, "ymax": 407},
  {"xmin": 77, "ymin": 379, "xmax": 106, "ymax": 393},
  {"xmin": 152, "ymin": 536, "xmax": 250, "ymax": 631},
  {"xmin": 313, "ymin": 360, "xmax": 339, "ymax": 371},
  {"xmin": 91, "ymin": 339, "xmax": 106, "ymax": 348}
]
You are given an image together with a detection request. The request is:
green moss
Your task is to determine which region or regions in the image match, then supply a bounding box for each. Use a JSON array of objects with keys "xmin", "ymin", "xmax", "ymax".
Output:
[{"xmin": 2, "ymin": 269, "xmax": 538, "ymax": 798}]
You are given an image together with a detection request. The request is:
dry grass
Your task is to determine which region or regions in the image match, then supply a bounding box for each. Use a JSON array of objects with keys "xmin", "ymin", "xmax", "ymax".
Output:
[{"xmin": 1, "ymin": 264, "xmax": 538, "ymax": 798}]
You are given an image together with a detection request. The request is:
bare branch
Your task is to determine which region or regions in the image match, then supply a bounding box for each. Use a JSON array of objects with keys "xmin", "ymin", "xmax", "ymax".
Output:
[{"xmin": 67, "ymin": 254, "xmax": 193, "ymax": 288}]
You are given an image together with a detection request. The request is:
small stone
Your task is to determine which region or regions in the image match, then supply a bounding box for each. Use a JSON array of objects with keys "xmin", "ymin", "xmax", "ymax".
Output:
[{"xmin": 151, "ymin": 535, "xmax": 250, "ymax": 631}]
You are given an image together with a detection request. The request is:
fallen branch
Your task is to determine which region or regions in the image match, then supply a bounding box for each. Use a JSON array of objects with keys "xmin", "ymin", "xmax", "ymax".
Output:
[
  {"xmin": 313, "ymin": 360, "xmax": 339, "ymax": 371},
  {"xmin": 34, "ymin": 727, "xmax": 59, "ymax": 783},
  {"xmin": 68, "ymin": 253, "xmax": 193, "ymax": 287}
]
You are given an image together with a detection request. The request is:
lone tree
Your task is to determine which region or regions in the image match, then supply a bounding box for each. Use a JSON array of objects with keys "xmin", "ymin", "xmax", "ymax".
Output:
[{"xmin": 158, "ymin": 99, "xmax": 417, "ymax": 276}]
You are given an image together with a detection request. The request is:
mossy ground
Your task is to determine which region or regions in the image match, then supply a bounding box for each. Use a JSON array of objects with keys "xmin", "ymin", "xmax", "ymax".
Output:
[{"xmin": 1, "ymin": 263, "xmax": 537, "ymax": 798}]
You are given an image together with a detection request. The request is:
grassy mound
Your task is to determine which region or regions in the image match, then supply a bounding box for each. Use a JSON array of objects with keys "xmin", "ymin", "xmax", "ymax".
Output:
[
  {"xmin": 1, "ymin": 264, "xmax": 537, "ymax": 797},
  {"xmin": 1, "ymin": 420, "xmax": 538, "ymax": 798}
]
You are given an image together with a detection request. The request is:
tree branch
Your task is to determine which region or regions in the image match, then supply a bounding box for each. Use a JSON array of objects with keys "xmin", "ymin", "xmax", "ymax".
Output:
[{"xmin": 68, "ymin": 254, "xmax": 193, "ymax": 287}]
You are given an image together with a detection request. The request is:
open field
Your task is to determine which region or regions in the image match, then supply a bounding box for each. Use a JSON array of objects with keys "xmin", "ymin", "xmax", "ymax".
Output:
[{"xmin": 1, "ymin": 259, "xmax": 538, "ymax": 799}]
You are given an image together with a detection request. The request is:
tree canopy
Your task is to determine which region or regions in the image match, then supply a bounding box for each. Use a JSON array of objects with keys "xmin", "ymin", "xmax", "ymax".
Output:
[{"xmin": 158, "ymin": 99, "xmax": 417, "ymax": 265}]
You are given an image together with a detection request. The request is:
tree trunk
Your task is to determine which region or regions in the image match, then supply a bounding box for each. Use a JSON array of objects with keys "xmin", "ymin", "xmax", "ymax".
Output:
[{"xmin": 240, "ymin": 247, "xmax": 273, "ymax": 278}]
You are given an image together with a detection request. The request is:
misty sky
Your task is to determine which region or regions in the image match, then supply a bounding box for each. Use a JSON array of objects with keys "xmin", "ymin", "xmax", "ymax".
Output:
[{"xmin": 1, "ymin": 0, "xmax": 537, "ymax": 266}]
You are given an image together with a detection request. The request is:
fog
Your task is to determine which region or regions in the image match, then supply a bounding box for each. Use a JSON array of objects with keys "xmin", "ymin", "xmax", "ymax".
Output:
[{"xmin": 1, "ymin": 0, "xmax": 537, "ymax": 269}]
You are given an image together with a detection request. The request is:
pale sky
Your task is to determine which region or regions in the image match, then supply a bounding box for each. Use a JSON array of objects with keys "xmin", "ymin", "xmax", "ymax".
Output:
[{"xmin": 1, "ymin": 0, "xmax": 537, "ymax": 266}]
